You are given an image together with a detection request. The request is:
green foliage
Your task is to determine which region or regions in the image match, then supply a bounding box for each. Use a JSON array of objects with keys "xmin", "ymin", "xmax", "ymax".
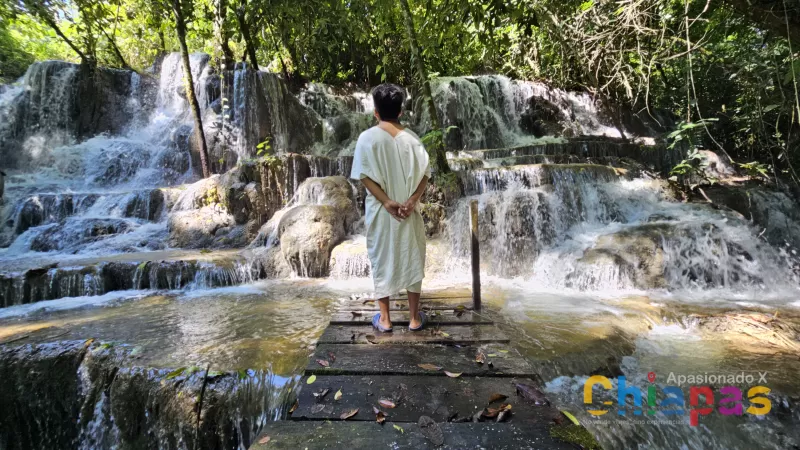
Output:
[
  {"xmin": 256, "ymin": 137, "xmax": 272, "ymax": 156},
  {"xmin": 1, "ymin": 0, "xmax": 798, "ymax": 181}
]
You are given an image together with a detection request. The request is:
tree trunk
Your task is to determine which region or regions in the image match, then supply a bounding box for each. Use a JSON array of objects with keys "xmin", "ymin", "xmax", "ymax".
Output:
[
  {"xmin": 235, "ymin": 3, "xmax": 259, "ymax": 70},
  {"xmin": 36, "ymin": 10, "xmax": 90, "ymax": 64},
  {"xmin": 101, "ymin": 28, "xmax": 131, "ymax": 69},
  {"xmin": 214, "ymin": 0, "xmax": 234, "ymax": 68},
  {"xmin": 171, "ymin": 0, "xmax": 211, "ymax": 178},
  {"xmin": 398, "ymin": 0, "xmax": 450, "ymax": 175}
]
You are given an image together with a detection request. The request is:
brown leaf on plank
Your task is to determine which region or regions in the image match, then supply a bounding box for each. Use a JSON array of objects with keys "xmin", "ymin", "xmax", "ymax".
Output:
[
  {"xmin": 258, "ymin": 435, "xmax": 271, "ymax": 444},
  {"xmin": 515, "ymin": 383, "xmax": 550, "ymax": 406},
  {"xmin": 417, "ymin": 363, "xmax": 441, "ymax": 371},
  {"xmin": 378, "ymin": 399, "xmax": 396, "ymax": 409},
  {"xmin": 475, "ymin": 350, "xmax": 487, "ymax": 365},
  {"xmin": 313, "ymin": 388, "xmax": 330, "ymax": 401},
  {"xmin": 327, "ymin": 352, "xmax": 336, "ymax": 363},
  {"xmin": 376, "ymin": 411, "xmax": 386, "ymax": 424},
  {"xmin": 340, "ymin": 408, "xmax": 359, "ymax": 420},
  {"xmin": 444, "ymin": 371, "xmax": 462, "ymax": 378},
  {"xmin": 289, "ymin": 399, "xmax": 299, "ymax": 414},
  {"xmin": 316, "ymin": 359, "xmax": 329, "ymax": 367},
  {"xmin": 365, "ymin": 334, "xmax": 377, "ymax": 344},
  {"xmin": 488, "ymin": 393, "xmax": 508, "ymax": 404}
]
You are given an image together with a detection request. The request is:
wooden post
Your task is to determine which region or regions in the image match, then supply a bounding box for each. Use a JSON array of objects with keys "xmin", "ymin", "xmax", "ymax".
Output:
[{"xmin": 470, "ymin": 200, "xmax": 481, "ymax": 311}]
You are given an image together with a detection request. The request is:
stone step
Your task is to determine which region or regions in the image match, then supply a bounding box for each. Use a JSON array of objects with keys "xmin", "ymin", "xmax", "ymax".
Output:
[
  {"xmin": 291, "ymin": 374, "xmax": 556, "ymax": 423},
  {"xmin": 306, "ymin": 343, "xmax": 532, "ymax": 377},
  {"xmin": 318, "ymin": 325, "xmax": 509, "ymax": 345},
  {"xmin": 252, "ymin": 420, "xmax": 578, "ymax": 449},
  {"xmin": 0, "ymin": 249, "xmax": 260, "ymax": 308},
  {"xmin": 447, "ymin": 141, "xmax": 682, "ymax": 174}
]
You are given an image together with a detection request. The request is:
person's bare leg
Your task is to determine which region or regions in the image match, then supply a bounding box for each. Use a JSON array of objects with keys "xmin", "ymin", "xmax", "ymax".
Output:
[
  {"xmin": 378, "ymin": 297, "xmax": 392, "ymax": 330},
  {"xmin": 408, "ymin": 291, "xmax": 421, "ymax": 329}
]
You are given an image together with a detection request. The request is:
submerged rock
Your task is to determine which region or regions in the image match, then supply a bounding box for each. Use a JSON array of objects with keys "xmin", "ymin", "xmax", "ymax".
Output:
[{"xmin": 0, "ymin": 340, "xmax": 286, "ymax": 450}]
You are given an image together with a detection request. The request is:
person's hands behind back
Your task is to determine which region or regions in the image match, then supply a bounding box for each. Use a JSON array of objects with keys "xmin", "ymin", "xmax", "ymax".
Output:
[
  {"xmin": 399, "ymin": 198, "xmax": 418, "ymax": 218},
  {"xmin": 383, "ymin": 200, "xmax": 406, "ymax": 221}
]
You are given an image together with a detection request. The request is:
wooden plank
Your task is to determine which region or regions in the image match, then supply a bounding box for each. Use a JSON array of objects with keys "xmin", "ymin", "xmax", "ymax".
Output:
[
  {"xmin": 252, "ymin": 421, "xmax": 577, "ymax": 450},
  {"xmin": 330, "ymin": 311, "xmax": 492, "ymax": 326},
  {"xmin": 292, "ymin": 375, "xmax": 559, "ymax": 424},
  {"xmin": 339, "ymin": 298, "xmax": 473, "ymax": 311},
  {"xmin": 318, "ymin": 325, "xmax": 508, "ymax": 345},
  {"xmin": 306, "ymin": 344, "xmax": 534, "ymax": 377}
]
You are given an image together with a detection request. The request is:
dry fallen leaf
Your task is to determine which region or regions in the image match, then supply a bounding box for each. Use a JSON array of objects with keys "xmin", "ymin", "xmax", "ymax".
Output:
[
  {"xmin": 444, "ymin": 371, "xmax": 462, "ymax": 378},
  {"xmin": 488, "ymin": 393, "xmax": 508, "ymax": 404},
  {"xmin": 497, "ymin": 409, "xmax": 511, "ymax": 422},
  {"xmin": 378, "ymin": 399, "xmax": 396, "ymax": 409},
  {"xmin": 328, "ymin": 352, "xmax": 336, "ymax": 363},
  {"xmin": 362, "ymin": 299, "xmax": 375, "ymax": 305},
  {"xmin": 313, "ymin": 388, "xmax": 330, "ymax": 400},
  {"xmin": 311, "ymin": 404, "xmax": 325, "ymax": 414},
  {"xmin": 306, "ymin": 375, "xmax": 316, "ymax": 384},
  {"xmin": 475, "ymin": 351, "xmax": 487, "ymax": 365},
  {"xmin": 334, "ymin": 389, "xmax": 342, "ymax": 400},
  {"xmin": 258, "ymin": 435, "xmax": 270, "ymax": 444},
  {"xmin": 340, "ymin": 408, "xmax": 359, "ymax": 420},
  {"xmin": 289, "ymin": 400, "xmax": 299, "ymax": 414},
  {"xmin": 376, "ymin": 411, "xmax": 386, "ymax": 424},
  {"xmin": 417, "ymin": 363, "xmax": 441, "ymax": 371},
  {"xmin": 365, "ymin": 334, "xmax": 378, "ymax": 344},
  {"xmin": 316, "ymin": 359, "xmax": 329, "ymax": 367}
]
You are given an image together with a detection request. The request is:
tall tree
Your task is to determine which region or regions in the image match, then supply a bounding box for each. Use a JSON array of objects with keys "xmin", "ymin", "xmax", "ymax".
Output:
[
  {"xmin": 213, "ymin": 0, "xmax": 234, "ymax": 68},
  {"xmin": 169, "ymin": 0, "xmax": 211, "ymax": 178},
  {"xmin": 398, "ymin": 0, "xmax": 449, "ymax": 175},
  {"xmin": 235, "ymin": 0, "xmax": 259, "ymax": 70}
]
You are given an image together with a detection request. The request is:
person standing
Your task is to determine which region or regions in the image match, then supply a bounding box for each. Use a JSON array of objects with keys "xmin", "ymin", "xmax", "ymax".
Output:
[{"xmin": 350, "ymin": 83, "xmax": 430, "ymax": 332}]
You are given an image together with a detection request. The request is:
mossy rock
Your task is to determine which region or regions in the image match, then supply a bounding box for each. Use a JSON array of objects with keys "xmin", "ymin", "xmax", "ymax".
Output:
[{"xmin": 549, "ymin": 424, "xmax": 602, "ymax": 449}]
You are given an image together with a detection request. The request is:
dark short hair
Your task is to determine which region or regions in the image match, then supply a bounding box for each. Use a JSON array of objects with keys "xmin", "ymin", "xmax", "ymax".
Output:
[{"xmin": 371, "ymin": 83, "xmax": 405, "ymax": 121}]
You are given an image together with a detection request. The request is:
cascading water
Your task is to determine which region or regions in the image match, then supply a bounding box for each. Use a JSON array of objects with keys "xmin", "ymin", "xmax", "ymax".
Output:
[
  {"xmin": 2, "ymin": 53, "xmax": 800, "ymax": 450},
  {"xmin": 447, "ymin": 167, "xmax": 799, "ymax": 296}
]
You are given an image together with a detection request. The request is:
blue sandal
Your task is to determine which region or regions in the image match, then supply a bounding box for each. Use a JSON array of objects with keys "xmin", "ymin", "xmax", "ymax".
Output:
[
  {"xmin": 372, "ymin": 313, "xmax": 393, "ymax": 332},
  {"xmin": 409, "ymin": 311, "xmax": 427, "ymax": 331}
]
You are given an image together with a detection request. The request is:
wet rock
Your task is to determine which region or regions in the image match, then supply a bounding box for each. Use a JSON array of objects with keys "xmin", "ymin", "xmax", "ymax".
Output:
[
  {"xmin": 330, "ymin": 238, "xmax": 371, "ymax": 278},
  {"xmin": 696, "ymin": 183, "xmax": 800, "ymax": 251},
  {"xmin": 694, "ymin": 312, "xmax": 800, "ymax": 352},
  {"xmin": 420, "ymin": 203, "xmax": 446, "ymax": 237},
  {"xmin": 29, "ymin": 218, "xmax": 135, "ymax": 253},
  {"xmin": 262, "ymin": 176, "xmax": 360, "ymax": 277},
  {"xmin": 279, "ymin": 205, "xmax": 349, "ymax": 277},
  {"xmin": 0, "ymin": 340, "xmax": 280, "ymax": 450},
  {"xmin": 519, "ymin": 96, "xmax": 569, "ymax": 137},
  {"xmin": 578, "ymin": 224, "xmax": 672, "ymax": 289},
  {"xmin": 167, "ymin": 206, "xmax": 236, "ymax": 249}
]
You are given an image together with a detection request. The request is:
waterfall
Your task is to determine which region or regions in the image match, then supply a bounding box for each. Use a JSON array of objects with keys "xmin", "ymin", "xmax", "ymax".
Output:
[{"xmin": 447, "ymin": 170, "xmax": 799, "ymax": 294}]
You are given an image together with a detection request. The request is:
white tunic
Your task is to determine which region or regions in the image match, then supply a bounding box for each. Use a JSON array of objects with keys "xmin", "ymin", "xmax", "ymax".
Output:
[{"xmin": 350, "ymin": 126, "xmax": 431, "ymax": 298}]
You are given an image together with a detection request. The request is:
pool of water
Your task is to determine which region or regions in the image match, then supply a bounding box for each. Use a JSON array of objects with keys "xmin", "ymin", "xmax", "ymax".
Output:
[{"xmin": 1, "ymin": 278, "xmax": 798, "ymax": 449}]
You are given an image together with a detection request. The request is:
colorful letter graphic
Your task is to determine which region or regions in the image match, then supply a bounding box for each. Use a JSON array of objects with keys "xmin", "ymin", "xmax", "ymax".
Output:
[
  {"xmin": 689, "ymin": 386, "xmax": 714, "ymax": 426},
  {"xmin": 584, "ymin": 375, "xmax": 612, "ymax": 416}
]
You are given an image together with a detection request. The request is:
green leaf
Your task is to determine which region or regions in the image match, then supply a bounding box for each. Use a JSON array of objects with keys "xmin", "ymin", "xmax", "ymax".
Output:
[
  {"xmin": 561, "ymin": 410, "xmax": 580, "ymax": 426},
  {"xmin": 307, "ymin": 374, "xmax": 317, "ymax": 384},
  {"xmin": 393, "ymin": 424, "xmax": 404, "ymax": 433},
  {"xmin": 375, "ymin": 64, "xmax": 382, "ymax": 74},
  {"xmin": 166, "ymin": 367, "xmax": 186, "ymax": 380},
  {"xmin": 580, "ymin": 1, "xmax": 594, "ymax": 12}
]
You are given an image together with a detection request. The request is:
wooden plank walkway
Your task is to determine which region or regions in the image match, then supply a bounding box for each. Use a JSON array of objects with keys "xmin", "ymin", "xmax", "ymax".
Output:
[{"xmin": 251, "ymin": 292, "xmax": 597, "ymax": 449}]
